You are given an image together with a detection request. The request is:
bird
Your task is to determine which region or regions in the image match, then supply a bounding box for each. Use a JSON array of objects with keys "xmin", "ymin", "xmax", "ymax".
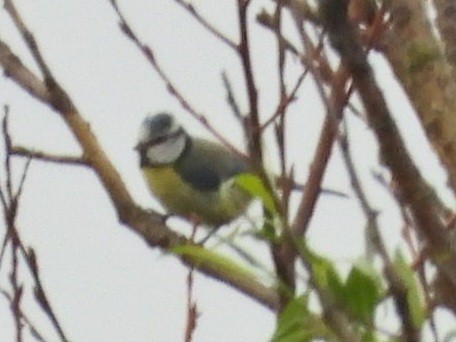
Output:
[{"xmin": 135, "ymin": 112, "xmax": 252, "ymax": 228}]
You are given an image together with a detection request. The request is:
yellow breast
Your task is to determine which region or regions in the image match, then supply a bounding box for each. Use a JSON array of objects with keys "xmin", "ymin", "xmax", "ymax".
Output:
[{"xmin": 141, "ymin": 166, "xmax": 249, "ymax": 226}]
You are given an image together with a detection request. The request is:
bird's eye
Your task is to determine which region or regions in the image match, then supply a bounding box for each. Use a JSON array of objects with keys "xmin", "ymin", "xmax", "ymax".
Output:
[{"xmin": 152, "ymin": 136, "xmax": 167, "ymax": 145}]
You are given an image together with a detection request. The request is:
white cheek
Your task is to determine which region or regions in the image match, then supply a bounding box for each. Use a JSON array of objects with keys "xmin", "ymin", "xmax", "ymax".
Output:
[
  {"xmin": 146, "ymin": 135, "xmax": 186, "ymax": 164},
  {"xmin": 137, "ymin": 123, "xmax": 151, "ymax": 144}
]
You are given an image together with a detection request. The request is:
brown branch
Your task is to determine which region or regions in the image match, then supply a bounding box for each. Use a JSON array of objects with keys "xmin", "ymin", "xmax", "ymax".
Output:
[
  {"xmin": 0, "ymin": 111, "xmax": 69, "ymax": 342},
  {"xmin": 10, "ymin": 229, "xmax": 23, "ymax": 342},
  {"xmin": 0, "ymin": 41, "xmax": 51, "ymax": 104},
  {"xmin": 237, "ymin": 0, "xmax": 262, "ymax": 169},
  {"xmin": 184, "ymin": 268, "xmax": 198, "ymax": 342},
  {"xmin": 382, "ymin": 0, "xmax": 456, "ymax": 195},
  {"xmin": 24, "ymin": 247, "xmax": 68, "ymax": 342},
  {"xmin": 321, "ymin": 0, "xmax": 456, "ymax": 313},
  {"xmin": 291, "ymin": 65, "xmax": 350, "ymax": 238},
  {"xmin": 0, "ymin": 2, "xmax": 279, "ymax": 311},
  {"xmin": 221, "ymin": 71, "xmax": 243, "ymax": 120},
  {"xmin": 11, "ymin": 146, "xmax": 88, "ymax": 166},
  {"xmin": 234, "ymin": 2, "xmax": 294, "ymax": 308},
  {"xmin": 260, "ymin": 69, "xmax": 308, "ymax": 131},
  {"xmin": 4, "ymin": 0, "xmax": 54, "ymax": 81},
  {"xmin": 0, "ymin": 290, "xmax": 47, "ymax": 342}
]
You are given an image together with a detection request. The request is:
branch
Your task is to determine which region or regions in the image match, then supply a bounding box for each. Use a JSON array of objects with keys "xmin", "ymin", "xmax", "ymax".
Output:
[
  {"xmin": 0, "ymin": 1, "xmax": 279, "ymax": 311},
  {"xmin": 0, "ymin": 290, "xmax": 47, "ymax": 342},
  {"xmin": 382, "ymin": 0, "xmax": 456, "ymax": 194},
  {"xmin": 321, "ymin": 0, "xmax": 456, "ymax": 307},
  {"xmin": 237, "ymin": 0, "xmax": 262, "ymax": 169},
  {"xmin": 221, "ymin": 71, "xmax": 243, "ymax": 120},
  {"xmin": 0, "ymin": 111, "xmax": 69, "ymax": 342},
  {"xmin": 260, "ymin": 69, "xmax": 308, "ymax": 131},
  {"xmin": 11, "ymin": 146, "xmax": 88, "ymax": 166}
]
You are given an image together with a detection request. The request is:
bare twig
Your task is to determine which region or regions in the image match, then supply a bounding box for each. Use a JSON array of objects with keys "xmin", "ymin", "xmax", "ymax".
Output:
[
  {"xmin": 0, "ymin": 290, "xmax": 48, "ymax": 342},
  {"xmin": 4, "ymin": 0, "xmax": 60, "ymax": 95},
  {"xmin": 184, "ymin": 268, "xmax": 198, "ymax": 342},
  {"xmin": 10, "ymin": 229, "xmax": 23, "ymax": 342},
  {"xmin": 237, "ymin": 0, "xmax": 262, "ymax": 169},
  {"xmin": 291, "ymin": 67, "xmax": 349, "ymax": 237},
  {"xmin": 173, "ymin": 0, "xmax": 237, "ymax": 50},
  {"xmin": 260, "ymin": 69, "xmax": 308, "ymax": 131},
  {"xmin": 11, "ymin": 146, "xmax": 87, "ymax": 166},
  {"xmin": 221, "ymin": 71, "xmax": 243, "ymax": 120},
  {"xmin": 3, "ymin": 109, "xmax": 13, "ymax": 203},
  {"xmin": 25, "ymin": 248, "xmax": 69, "ymax": 342},
  {"xmin": 0, "ymin": 110, "xmax": 69, "ymax": 342}
]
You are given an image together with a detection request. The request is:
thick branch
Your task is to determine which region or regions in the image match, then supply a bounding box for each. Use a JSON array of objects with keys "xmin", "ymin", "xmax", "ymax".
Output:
[
  {"xmin": 382, "ymin": 0, "xmax": 456, "ymax": 194},
  {"xmin": 321, "ymin": 0, "xmax": 456, "ymax": 301}
]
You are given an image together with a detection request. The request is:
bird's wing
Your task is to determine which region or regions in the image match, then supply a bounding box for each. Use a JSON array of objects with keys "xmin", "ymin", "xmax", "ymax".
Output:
[{"xmin": 175, "ymin": 139, "xmax": 248, "ymax": 192}]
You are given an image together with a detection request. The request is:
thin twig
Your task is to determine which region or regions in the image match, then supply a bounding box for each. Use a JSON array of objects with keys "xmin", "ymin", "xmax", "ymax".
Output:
[
  {"xmin": 10, "ymin": 227, "xmax": 23, "ymax": 342},
  {"xmin": 3, "ymin": 109, "xmax": 13, "ymax": 204},
  {"xmin": 0, "ymin": 290, "xmax": 48, "ymax": 342},
  {"xmin": 4, "ymin": 0, "xmax": 56, "ymax": 86},
  {"xmin": 11, "ymin": 146, "xmax": 87, "ymax": 166},
  {"xmin": 24, "ymin": 247, "xmax": 69, "ymax": 342},
  {"xmin": 260, "ymin": 69, "xmax": 308, "ymax": 131},
  {"xmin": 173, "ymin": 0, "xmax": 237, "ymax": 50},
  {"xmin": 184, "ymin": 268, "xmax": 198, "ymax": 342},
  {"xmin": 221, "ymin": 71, "xmax": 243, "ymax": 120},
  {"xmin": 0, "ymin": 108, "xmax": 70, "ymax": 342}
]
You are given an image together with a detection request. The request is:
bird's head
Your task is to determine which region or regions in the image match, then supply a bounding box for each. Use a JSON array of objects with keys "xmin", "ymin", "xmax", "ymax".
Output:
[{"xmin": 135, "ymin": 112, "xmax": 188, "ymax": 166}]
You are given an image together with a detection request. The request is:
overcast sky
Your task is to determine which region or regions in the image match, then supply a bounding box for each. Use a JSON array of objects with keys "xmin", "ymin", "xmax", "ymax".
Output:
[{"xmin": 0, "ymin": 1, "xmax": 454, "ymax": 341}]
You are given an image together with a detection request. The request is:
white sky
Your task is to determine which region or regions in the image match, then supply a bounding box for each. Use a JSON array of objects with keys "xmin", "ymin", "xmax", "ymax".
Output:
[{"xmin": 0, "ymin": 1, "xmax": 454, "ymax": 341}]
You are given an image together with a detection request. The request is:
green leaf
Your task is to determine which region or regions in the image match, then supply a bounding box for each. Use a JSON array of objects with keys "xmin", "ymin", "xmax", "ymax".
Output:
[
  {"xmin": 297, "ymin": 242, "xmax": 382, "ymax": 329},
  {"xmin": 272, "ymin": 295, "xmax": 310, "ymax": 342},
  {"xmin": 297, "ymin": 241, "xmax": 344, "ymax": 291},
  {"xmin": 235, "ymin": 173, "xmax": 277, "ymax": 214},
  {"xmin": 272, "ymin": 295, "xmax": 331, "ymax": 342},
  {"xmin": 343, "ymin": 266, "xmax": 382, "ymax": 324},
  {"xmin": 170, "ymin": 244, "xmax": 258, "ymax": 282},
  {"xmin": 393, "ymin": 250, "xmax": 425, "ymax": 328}
]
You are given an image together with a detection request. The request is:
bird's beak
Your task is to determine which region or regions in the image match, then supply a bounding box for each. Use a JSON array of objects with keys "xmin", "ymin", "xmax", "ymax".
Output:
[{"xmin": 133, "ymin": 142, "xmax": 143, "ymax": 151}]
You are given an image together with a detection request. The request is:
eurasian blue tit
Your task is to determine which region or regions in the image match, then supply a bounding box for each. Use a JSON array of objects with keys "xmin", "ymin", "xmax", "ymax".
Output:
[{"xmin": 135, "ymin": 112, "xmax": 252, "ymax": 227}]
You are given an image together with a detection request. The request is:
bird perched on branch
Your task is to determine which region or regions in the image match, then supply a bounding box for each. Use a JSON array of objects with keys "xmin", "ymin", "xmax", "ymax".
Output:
[{"xmin": 135, "ymin": 112, "xmax": 252, "ymax": 227}]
